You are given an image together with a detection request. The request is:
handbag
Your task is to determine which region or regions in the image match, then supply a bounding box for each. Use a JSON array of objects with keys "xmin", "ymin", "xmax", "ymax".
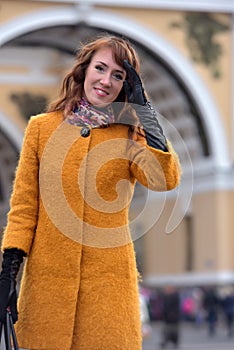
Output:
[{"xmin": 0, "ymin": 309, "xmax": 19, "ymax": 350}]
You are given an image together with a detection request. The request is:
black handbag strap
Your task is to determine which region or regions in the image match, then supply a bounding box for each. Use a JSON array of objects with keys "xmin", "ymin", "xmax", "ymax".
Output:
[{"xmin": 0, "ymin": 310, "xmax": 19, "ymax": 350}]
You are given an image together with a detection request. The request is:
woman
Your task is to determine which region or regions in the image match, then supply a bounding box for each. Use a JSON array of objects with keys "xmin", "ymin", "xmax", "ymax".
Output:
[{"xmin": 0, "ymin": 35, "xmax": 181, "ymax": 349}]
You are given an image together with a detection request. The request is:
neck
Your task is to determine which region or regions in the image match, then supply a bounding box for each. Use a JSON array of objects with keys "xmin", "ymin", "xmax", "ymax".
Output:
[{"xmin": 82, "ymin": 96, "xmax": 111, "ymax": 110}]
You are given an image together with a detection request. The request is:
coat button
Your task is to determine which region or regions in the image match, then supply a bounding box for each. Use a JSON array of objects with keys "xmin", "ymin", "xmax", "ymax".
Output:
[{"xmin": 80, "ymin": 126, "xmax": 90, "ymax": 137}]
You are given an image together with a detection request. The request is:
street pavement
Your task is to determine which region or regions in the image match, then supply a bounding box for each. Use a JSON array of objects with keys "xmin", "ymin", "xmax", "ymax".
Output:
[
  {"xmin": 143, "ymin": 321, "xmax": 234, "ymax": 350},
  {"xmin": 1, "ymin": 320, "xmax": 233, "ymax": 349}
]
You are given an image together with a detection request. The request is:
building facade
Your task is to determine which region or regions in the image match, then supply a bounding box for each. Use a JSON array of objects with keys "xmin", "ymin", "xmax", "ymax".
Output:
[{"xmin": 0, "ymin": 0, "xmax": 234, "ymax": 287}]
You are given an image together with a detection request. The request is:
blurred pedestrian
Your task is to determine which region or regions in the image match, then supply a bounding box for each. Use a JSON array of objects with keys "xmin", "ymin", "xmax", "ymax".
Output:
[
  {"xmin": 220, "ymin": 286, "xmax": 234, "ymax": 337},
  {"xmin": 160, "ymin": 285, "xmax": 181, "ymax": 348},
  {"xmin": 203, "ymin": 286, "xmax": 219, "ymax": 337},
  {"xmin": 193, "ymin": 287, "xmax": 205, "ymax": 326},
  {"xmin": 139, "ymin": 287, "xmax": 152, "ymax": 339}
]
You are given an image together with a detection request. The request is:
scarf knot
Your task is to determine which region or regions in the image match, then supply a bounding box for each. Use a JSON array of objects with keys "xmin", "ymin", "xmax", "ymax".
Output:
[{"xmin": 65, "ymin": 97, "xmax": 115, "ymax": 128}]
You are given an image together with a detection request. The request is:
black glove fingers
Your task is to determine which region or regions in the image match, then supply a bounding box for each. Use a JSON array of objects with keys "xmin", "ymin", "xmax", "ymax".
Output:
[
  {"xmin": 0, "ymin": 248, "xmax": 24, "ymax": 324},
  {"xmin": 9, "ymin": 290, "xmax": 18, "ymax": 324},
  {"xmin": 123, "ymin": 80, "xmax": 132, "ymax": 97},
  {"xmin": 123, "ymin": 60, "xmax": 146, "ymax": 106},
  {"xmin": 0, "ymin": 286, "xmax": 18, "ymax": 323},
  {"xmin": 0, "ymin": 277, "xmax": 11, "ymax": 322},
  {"xmin": 123, "ymin": 60, "xmax": 141, "ymax": 85}
]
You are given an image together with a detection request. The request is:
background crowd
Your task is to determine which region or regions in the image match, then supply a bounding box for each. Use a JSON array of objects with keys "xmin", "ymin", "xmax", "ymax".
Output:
[{"xmin": 140, "ymin": 284, "xmax": 234, "ymax": 347}]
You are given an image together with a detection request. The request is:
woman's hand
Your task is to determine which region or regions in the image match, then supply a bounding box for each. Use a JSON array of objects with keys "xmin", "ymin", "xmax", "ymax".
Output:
[
  {"xmin": 123, "ymin": 60, "xmax": 146, "ymax": 106},
  {"xmin": 0, "ymin": 249, "xmax": 25, "ymax": 324},
  {"xmin": 123, "ymin": 60, "xmax": 168, "ymax": 152}
]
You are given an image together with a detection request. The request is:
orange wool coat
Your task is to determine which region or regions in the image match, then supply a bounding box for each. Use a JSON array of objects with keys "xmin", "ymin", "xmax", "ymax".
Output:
[{"xmin": 2, "ymin": 111, "xmax": 180, "ymax": 350}]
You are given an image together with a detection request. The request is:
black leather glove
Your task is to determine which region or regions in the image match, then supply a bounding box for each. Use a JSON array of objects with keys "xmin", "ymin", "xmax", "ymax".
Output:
[
  {"xmin": 123, "ymin": 60, "xmax": 168, "ymax": 151},
  {"xmin": 0, "ymin": 248, "xmax": 25, "ymax": 324}
]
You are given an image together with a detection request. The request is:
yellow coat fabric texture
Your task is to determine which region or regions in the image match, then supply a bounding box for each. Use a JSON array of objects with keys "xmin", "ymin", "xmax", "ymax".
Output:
[{"xmin": 1, "ymin": 111, "xmax": 180, "ymax": 350}]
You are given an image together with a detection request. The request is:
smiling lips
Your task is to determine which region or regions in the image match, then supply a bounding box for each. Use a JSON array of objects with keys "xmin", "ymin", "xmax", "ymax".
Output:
[{"xmin": 94, "ymin": 87, "xmax": 109, "ymax": 96}]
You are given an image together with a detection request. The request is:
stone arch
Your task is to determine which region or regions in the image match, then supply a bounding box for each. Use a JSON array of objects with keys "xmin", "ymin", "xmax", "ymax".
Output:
[
  {"xmin": 0, "ymin": 111, "xmax": 23, "ymax": 151},
  {"xmin": 0, "ymin": 112, "xmax": 21, "ymax": 232},
  {"xmin": 0, "ymin": 5, "xmax": 230, "ymax": 170}
]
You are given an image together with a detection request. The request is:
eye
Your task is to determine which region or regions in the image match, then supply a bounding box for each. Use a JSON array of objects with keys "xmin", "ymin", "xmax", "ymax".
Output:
[
  {"xmin": 95, "ymin": 65, "xmax": 104, "ymax": 72},
  {"xmin": 113, "ymin": 73, "xmax": 124, "ymax": 81}
]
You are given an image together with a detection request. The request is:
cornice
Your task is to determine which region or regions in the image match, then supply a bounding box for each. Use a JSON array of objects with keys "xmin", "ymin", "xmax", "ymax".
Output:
[{"xmin": 32, "ymin": 0, "xmax": 234, "ymax": 13}]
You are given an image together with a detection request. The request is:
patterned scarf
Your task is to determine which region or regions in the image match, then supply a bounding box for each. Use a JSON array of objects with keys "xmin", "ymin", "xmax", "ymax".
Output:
[{"xmin": 65, "ymin": 97, "xmax": 115, "ymax": 128}]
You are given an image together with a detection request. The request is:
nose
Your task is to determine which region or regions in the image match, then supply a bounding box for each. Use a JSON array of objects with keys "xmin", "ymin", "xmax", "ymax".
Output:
[{"xmin": 100, "ymin": 73, "xmax": 111, "ymax": 87}]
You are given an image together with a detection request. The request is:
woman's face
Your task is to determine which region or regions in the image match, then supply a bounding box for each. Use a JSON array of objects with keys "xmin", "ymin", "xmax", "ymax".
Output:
[{"xmin": 83, "ymin": 46, "xmax": 126, "ymax": 107}]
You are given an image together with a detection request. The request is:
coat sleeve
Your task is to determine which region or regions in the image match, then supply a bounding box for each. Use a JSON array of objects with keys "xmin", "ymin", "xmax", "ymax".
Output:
[
  {"xmin": 129, "ymin": 132, "xmax": 181, "ymax": 192},
  {"xmin": 1, "ymin": 117, "xmax": 39, "ymax": 255}
]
